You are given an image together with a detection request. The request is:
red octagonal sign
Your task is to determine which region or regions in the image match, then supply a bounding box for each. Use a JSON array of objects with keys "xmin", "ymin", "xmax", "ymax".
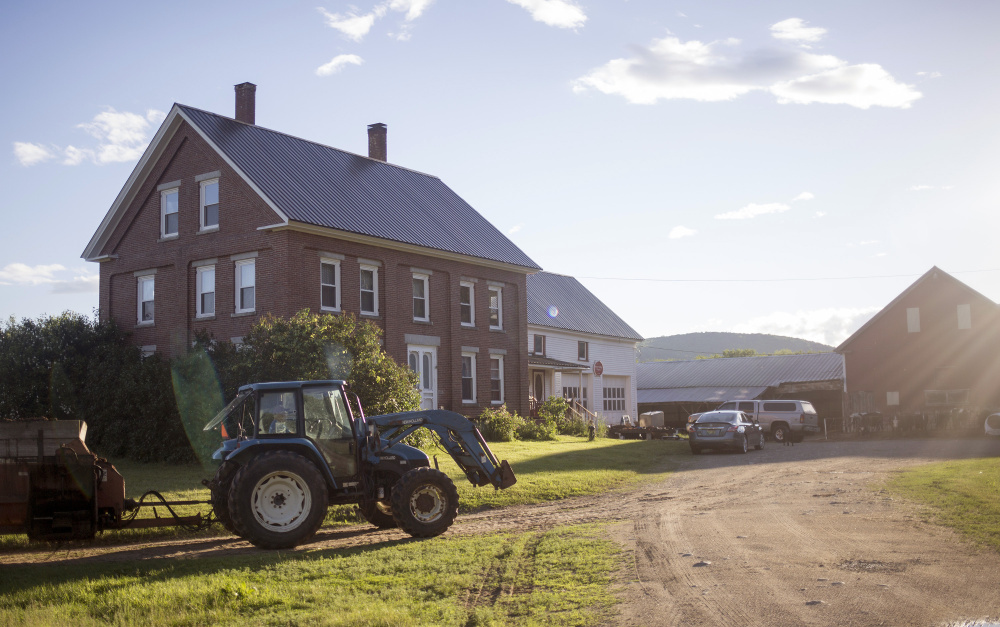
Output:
[{"xmin": 593, "ymin": 361, "xmax": 604, "ymax": 376}]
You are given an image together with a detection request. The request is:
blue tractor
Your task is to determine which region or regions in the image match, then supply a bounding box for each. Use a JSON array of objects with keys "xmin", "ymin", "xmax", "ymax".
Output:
[{"xmin": 203, "ymin": 380, "xmax": 516, "ymax": 549}]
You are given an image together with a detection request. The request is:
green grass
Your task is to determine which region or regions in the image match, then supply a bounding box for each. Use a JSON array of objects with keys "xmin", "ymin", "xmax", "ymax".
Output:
[
  {"xmin": 885, "ymin": 456, "xmax": 1000, "ymax": 551},
  {"xmin": 0, "ymin": 524, "xmax": 621, "ymax": 627}
]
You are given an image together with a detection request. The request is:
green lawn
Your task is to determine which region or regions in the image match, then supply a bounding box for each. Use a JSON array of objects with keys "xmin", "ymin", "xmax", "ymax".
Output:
[
  {"xmin": 0, "ymin": 436, "xmax": 678, "ymax": 625},
  {"xmin": 885, "ymin": 456, "xmax": 1000, "ymax": 552}
]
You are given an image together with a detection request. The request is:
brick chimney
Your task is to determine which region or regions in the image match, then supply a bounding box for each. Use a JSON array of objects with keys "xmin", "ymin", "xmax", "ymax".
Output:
[
  {"xmin": 235, "ymin": 82, "xmax": 256, "ymax": 125},
  {"xmin": 367, "ymin": 123, "xmax": 387, "ymax": 162}
]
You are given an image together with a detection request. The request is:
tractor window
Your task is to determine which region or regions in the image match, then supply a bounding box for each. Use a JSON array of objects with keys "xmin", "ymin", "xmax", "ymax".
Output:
[
  {"xmin": 258, "ymin": 391, "xmax": 298, "ymax": 435},
  {"xmin": 304, "ymin": 386, "xmax": 353, "ymax": 441}
]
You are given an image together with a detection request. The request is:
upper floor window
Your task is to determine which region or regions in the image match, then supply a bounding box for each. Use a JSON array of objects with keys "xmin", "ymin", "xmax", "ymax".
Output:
[
  {"xmin": 578, "ymin": 341, "xmax": 589, "ymax": 361},
  {"xmin": 906, "ymin": 307, "xmax": 920, "ymax": 333},
  {"xmin": 957, "ymin": 304, "xmax": 971, "ymax": 330},
  {"xmin": 533, "ymin": 334, "xmax": 545, "ymax": 355},
  {"xmin": 160, "ymin": 188, "xmax": 178, "ymax": 238},
  {"xmin": 137, "ymin": 275, "xmax": 154, "ymax": 324},
  {"xmin": 196, "ymin": 266, "xmax": 215, "ymax": 317},
  {"xmin": 360, "ymin": 265, "xmax": 379, "ymax": 316},
  {"xmin": 461, "ymin": 353, "xmax": 477, "ymax": 403},
  {"xmin": 235, "ymin": 259, "xmax": 255, "ymax": 313},
  {"xmin": 490, "ymin": 356, "xmax": 504, "ymax": 404},
  {"xmin": 200, "ymin": 179, "xmax": 219, "ymax": 230},
  {"xmin": 321, "ymin": 260, "xmax": 341, "ymax": 311},
  {"xmin": 413, "ymin": 274, "xmax": 430, "ymax": 322},
  {"xmin": 460, "ymin": 281, "xmax": 475, "ymax": 327},
  {"xmin": 488, "ymin": 286, "xmax": 503, "ymax": 330}
]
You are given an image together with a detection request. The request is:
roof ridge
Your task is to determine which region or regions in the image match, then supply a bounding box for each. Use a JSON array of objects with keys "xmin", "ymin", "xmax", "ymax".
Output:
[{"xmin": 176, "ymin": 103, "xmax": 444, "ymax": 181}]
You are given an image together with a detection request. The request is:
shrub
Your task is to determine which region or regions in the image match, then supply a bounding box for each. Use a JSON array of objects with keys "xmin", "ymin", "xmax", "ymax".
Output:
[
  {"xmin": 517, "ymin": 417, "xmax": 558, "ymax": 441},
  {"xmin": 477, "ymin": 405, "xmax": 525, "ymax": 442}
]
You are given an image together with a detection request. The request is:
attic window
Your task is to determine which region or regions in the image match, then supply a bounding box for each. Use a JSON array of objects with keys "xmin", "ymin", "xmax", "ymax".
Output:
[
  {"xmin": 160, "ymin": 188, "xmax": 179, "ymax": 238},
  {"xmin": 200, "ymin": 179, "xmax": 219, "ymax": 230}
]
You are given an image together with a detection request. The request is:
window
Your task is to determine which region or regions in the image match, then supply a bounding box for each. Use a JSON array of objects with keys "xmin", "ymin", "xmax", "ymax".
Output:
[
  {"xmin": 533, "ymin": 334, "xmax": 545, "ymax": 355},
  {"xmin": 196, "ymin": 266, "xmax": 215, "ymax": 317},
  {"xmin": 258, "ymin": 391, "xmax": 298, "ymax": 435},
  {"xmin": 925, "ymin": 389, "xmax": 969, "ymax": 406},
  {"xmin": 488, "ymin": 286, "xmax": 502, "ymax": 329},
  {"xmin": 461, "ymin": 353, "xmax": 476, "ymax": 403},
  {"xmin": 578, "ymin": 341, "xmax": 588, "ymax": 361},
  {"xmin": 887, "ymin": 391, "xmax": 899, "ymax": 406},
  {"xmin": 200, "ymin": 179, "xmax": 219, "ymax": 230},
  {"xmin": 907, "ymin": 307, "xmax": 920, "ymax": 333},
  {"xmin": 360, "ymin": 265, "xmax": 378, "ymax": 315},
  {"xmin": 160, "ymin": 188, "xmax": 178, "ymax": 238},
  {"xmin": 958, "ymin": 304, "xmax": 971, "ymax": 330},
  {"xmin": 235, "ymin": 259, "xmax": 255, "ymax": 313},
  {"xmin": 321, "ymin": 260, "xmax": 340, "ymax": 311},
  {"xmin": 563, "ymin": 386, "xmax": 579, "ymax": 401},
  {"xmin": 137, "ymin": 275, "xmax": 154, "ymax": 324},
  {"xmin": 413, "ymin": 274, "xmax": 429, "ymax": 321},
  {"xmin": 460, "ymin": 282, "xmax": 475, "ymax": 326},
  {"xmin": 490, "ymin": 356, "xmax": 504, "ymax": 404},
  {"xmin": 761, "ymin": 402, "xmax": 798, "ymax": 412},
  {"xmin": 603, "ymin": 387, "xmax": 625, "ymax": 412}
]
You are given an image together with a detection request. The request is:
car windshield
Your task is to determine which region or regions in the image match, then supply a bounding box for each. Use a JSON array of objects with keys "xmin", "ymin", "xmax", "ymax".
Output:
[
  {"xmin": 697, "ymin": 412, "xmax": 737, "ymax": 424},
  {"xmin": 203, "ymin": 389, "xmax": 252, "ymax": 431}
]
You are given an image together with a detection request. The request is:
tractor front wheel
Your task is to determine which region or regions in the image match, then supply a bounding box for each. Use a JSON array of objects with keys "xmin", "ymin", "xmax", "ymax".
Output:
[
  {"xmin": 228, "ymin": 450, "xmax": 328, "ymax": 550},
  {"xmin": 390, "ymin": 468, "xmax": 459, "ymax": 538}
]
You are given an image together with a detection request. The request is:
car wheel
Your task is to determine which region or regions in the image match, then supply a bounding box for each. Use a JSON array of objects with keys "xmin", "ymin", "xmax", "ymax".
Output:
[
  {"xmin": 228, "ymin": 450, "xmax": 329, "ymax": 550},
  {"xmin": 772, "ymin": 424, "xmax": 789, "ymax": 443},
  {"xmin": 755, "ymin": 433, "xmax": 764, "ymax": 450},
  {"xmin": 738, "ymin": 435, "xmax": 748, "ymax": 454},
  {"xmin": 391, "ymin": 467, "xmax": 459, "ymax": 538}
]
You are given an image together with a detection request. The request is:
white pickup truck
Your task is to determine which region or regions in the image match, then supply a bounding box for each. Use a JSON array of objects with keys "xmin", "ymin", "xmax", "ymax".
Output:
[{"xmin": 694, "ymin": 400, "xmax": 820, "ymax": 443}]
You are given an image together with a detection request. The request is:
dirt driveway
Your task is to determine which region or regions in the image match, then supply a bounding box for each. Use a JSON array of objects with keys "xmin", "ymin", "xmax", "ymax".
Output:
[
  {"xmin": 3, "ymin": 437, "xmax": 999, "ymax": 626},
  {"xmin": 612, "ymin": 437, "xmax": 1000, "ymax": 627}
]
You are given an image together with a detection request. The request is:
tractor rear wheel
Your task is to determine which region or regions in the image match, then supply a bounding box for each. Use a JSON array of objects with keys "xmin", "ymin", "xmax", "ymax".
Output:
[
  {"xmin": 390, "ymin": 468, "xmax": 459, "ymax": 538},
  {"xmin": 228, "ymin": 450, "xmax": 328, "ymax": 550},
  {"xmin": 209, "ymin": 461, "xmax": 239, "ymax": 534}
]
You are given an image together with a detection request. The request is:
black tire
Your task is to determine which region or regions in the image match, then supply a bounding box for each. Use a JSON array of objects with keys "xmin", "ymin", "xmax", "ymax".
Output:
[
  {"xmin": 228, "ymin": 450, "xmax": 328, "ymax": 550},
  {"xmin": 738, "ymin": 435, "xmax": 748, "ymax": 454},
  {"xmin": 390, "ymin": 467, "xmax": 459, "ymax": 538},
  {"xmin": 755, "ymin": 433, "xmax": 764, "ymax": 450},
  {"xmin": 209, "ymin": 461, "xmax": 239, "ymax": 534},
  {"xmin": 772, "ymin": 424, "xmax": 790, "ymax": 443},
  {"xmin": 359, "ymin": 471, "xmax": 399, "ymax": 529}
]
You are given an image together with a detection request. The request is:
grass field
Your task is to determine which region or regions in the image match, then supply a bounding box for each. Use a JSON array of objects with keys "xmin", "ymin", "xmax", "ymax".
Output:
[
  {"xmin": 885, "ymin": 456, "xmax": 1000, "ymax": 552},
  {"xmin": 1, "ymin": 437, "xmax": 684, "ymax": 624}
]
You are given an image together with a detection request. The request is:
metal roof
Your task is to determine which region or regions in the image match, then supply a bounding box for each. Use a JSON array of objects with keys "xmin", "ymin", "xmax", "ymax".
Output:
[
  {"xmin": 528, "ymin": 355, "xmax": 589, "ymax": 370},
  {"xmin": 638, "ymin": 352, "xmax": 844, "ymax": 393},
  {"xmin": 638, "ymin": 386, "xmax": 768, "ymax": 404},
  {"xmin": 178, "ymin": 105, "xmax": 540, "ymax": 270},
  {"xmin": 526, "ymin": 272, "xmax": 643, "ymax": 341}
]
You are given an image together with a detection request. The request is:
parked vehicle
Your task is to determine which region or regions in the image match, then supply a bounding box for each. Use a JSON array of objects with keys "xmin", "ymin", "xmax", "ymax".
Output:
[
  {"xmin": 607, "ymin": 411, "xmax": 678, "ymax": 440},
  {"xmin": 690, "ymin": 400, "xmax": 819, "ymax": 443},
  {"xmin": 204, "ymin": 380, "xmax": 516, "ymax": 549},
  {"xmin": 687, "ymin": 411, "xmax": 764, "ymax": 455},
  {"xmin": 986, "ymin": 413, "xmax": 1000, "ymax": 436}
]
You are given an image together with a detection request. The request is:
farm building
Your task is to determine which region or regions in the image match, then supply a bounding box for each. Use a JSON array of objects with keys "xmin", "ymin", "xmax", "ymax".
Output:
[{"xmin": 636, "ymin": 352, "xmax": 845, "ymax": 429}]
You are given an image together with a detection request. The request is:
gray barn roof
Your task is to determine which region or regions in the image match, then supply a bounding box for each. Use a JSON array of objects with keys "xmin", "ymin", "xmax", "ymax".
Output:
[
  {"xmin": 637, "ymin": 352, "xmax": 844, "ymax": 404},
  {"xmin": 178, "ymin": 105, "xmax": 539, "ymax": 269},
  {"xmin": 527, "ymin": 272, "xmax": 642, "ymax": 341}
]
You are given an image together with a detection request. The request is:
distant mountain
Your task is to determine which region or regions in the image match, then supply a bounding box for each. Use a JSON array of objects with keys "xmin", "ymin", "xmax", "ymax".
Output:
[{"xmin": 637, "ymin": 332, "xmax": 833, "ymax": 362}]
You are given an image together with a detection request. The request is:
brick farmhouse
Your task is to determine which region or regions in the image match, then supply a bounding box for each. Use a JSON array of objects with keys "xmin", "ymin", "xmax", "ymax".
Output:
[{"xmin": 82, "ymin": 83, "xmax": 540, "ymax": 418}]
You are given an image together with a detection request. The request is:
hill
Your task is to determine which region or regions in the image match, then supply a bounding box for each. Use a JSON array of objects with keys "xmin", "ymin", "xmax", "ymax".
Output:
[{"xmin": 637, "ymin": 332, "xmax": 833, "ymax": 362}]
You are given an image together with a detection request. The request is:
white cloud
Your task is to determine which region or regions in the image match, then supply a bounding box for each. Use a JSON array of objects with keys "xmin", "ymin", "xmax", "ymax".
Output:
[
  {"xmin": 390, "ymin": 0, "xmax": 433, "ymax": 21},
  {"xmin": 0, "ymin": 263, "xmax": 66, "ymax": 286},
  {"xmin": 318, "ymin": 7, "xmax": 381, "ymax": 41},
  {"xmin": 792, "ymin": 191, "xmax": 814, "ymax": 202},
  {"xmin": 910, "ymin": 184, "xmax": 952, "ymax": 191},
  {"xmin": 732, "ymin": 307, "xmax": 880, "ymax": 346},
  {"xmin": 507, "ymin": 223, "xmax": 523, "ymax": 235},
  {"xmin": 668, "ymin": 225, "xmax": 697, "ymax": 239},
  {"xmin": 51, "ymin": 274, "xmax": 99, "ymax": 294},
  {"xmin": 770, "ymin": 18, "xmax": 826, "ymax": 44},
  {"xmin": 506, "ymin": 0, "xmax": 586, "ymax": 29},
  {"xmin": 917, "ymin": 71, "xmax": 942, "ymax": 78},
  {"xmin": 574, "ymin": 29, "xmax": 920, "ymax": 109},
  {"xmin": 847, "ymin": 239, "xmax": 878, "ymax": 247},
  {"xmin": 76, "ymin": 108, "xmax": 165, "ymax": 164},
  {"xmin": 13, "ymin": 142, "xmax": 54, "ymax": 166},
  {"xmin": 770, "ymin": 63, "xmax": 921, "ymax": 109},
  {"xmin": 316, "ymin": 54, "xmax": 364, "ymax": 76},
  {"xmin": 715, "ymin": 202, "xmax": 790, "ymax": 220},
  {"xmin": 815, "ymin": 211, "xmax": 827, "ymax": 218},
  {"xmin": 63, "ymin": 145, "xmax": 94, "ymax": 165}
]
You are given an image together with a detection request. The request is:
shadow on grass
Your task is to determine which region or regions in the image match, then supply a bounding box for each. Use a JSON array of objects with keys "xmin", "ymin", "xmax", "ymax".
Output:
[{"xmin": 505, "ymin": 439, "xmax": 687, "ymax": 477}]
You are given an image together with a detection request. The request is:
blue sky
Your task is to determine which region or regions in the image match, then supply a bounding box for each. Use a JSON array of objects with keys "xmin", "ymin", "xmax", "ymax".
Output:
[{"xmin": 3, "ymin": 0, "xmax": 999, "ymax": 347}]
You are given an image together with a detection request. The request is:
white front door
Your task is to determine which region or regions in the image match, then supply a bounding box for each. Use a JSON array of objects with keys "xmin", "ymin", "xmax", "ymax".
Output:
[{"xmin": 408, "ymin": 345, "xmax": 437, "ymax": 411}]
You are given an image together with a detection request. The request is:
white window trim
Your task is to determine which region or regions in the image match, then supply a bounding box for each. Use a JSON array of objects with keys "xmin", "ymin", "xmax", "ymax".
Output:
[
  {"xmin": 160, "ymin": 188, "xmax": 179, "ymax": 239},
  {"xmin": 907, "ymin": 307, "xmax": 920, "ymax": 333},
  {"xmin": 199, "ymin": 178, "xmax": 220, "ymax": 232},
  {"xmin": 461, "ymin": 352, "xmax": 477, "ymax": 404},
  {"xmin": 488, "ymin": 286, "xmax": 503, "ymax": 330},
  {"xmin": 532, "ymin": 334, "xmax": 545, "ymax": 355},
  {"xmin": 490, "ymin": 355, "xmax": 504, "ymax": 405},
  {"xmin": 578, "ymin": 341, "xmax": 589, "ymax": 361},
  {"xmin": 320, "ymin": 259, "xmax": 342, "ymax": 312},
  {"xmin": 137, "ymin": 274, "xmax": 154, "ymax": 325},
  {"xmin": 957, "ymin": 304, "xmax": 972, "ymax": 330},
  {"xmin": 460, "ymin": 281, "xmax": 475, "ymax": 327},
  {"xmin": 196, "ymin": 265, "xmax": 216, "ymax": 318},
  {"xmin": 360, "ymin": 264, "xmax": 379, "ymax": 316},
  {"xmin": 235, "ymin": 259, "xmax": 256, "ymax": 314},
  {"xmin": 413, "ymin": 273, "xmax": 430, "ymax": 322}
]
